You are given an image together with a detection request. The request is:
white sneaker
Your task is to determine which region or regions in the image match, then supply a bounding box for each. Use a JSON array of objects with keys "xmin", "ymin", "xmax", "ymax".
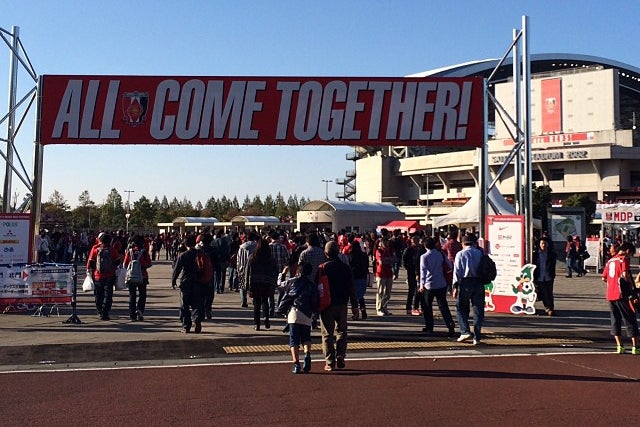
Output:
[
  {"xmin": 473, "ymin": 339, "xmax": 481, "ymax": 346},
  {"xmin": 457, "ymin": 333, "xmax": 473, "ymax": 342},
  {"xmin": 376, "ymin": 310, "xmax": 386, "ymax": 316}
]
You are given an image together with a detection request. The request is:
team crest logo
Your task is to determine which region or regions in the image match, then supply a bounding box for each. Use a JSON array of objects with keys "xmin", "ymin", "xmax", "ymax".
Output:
[
  {"xmin": 122, "ymin": 92, "xmax": 149, "ymax": 126},
  {"xmin": 545, "ymin": 97, "xmax": 556, "ymax": 114}
]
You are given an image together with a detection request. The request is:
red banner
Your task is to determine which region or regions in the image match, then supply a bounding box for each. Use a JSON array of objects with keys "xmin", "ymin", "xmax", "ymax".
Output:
[
  {"xmin": 541, "ymin": 78, "xmax": 562, "ymax": 134},
  {"xmin": 39, "ymin": 75, "xmax": 484, "ymax": 147}
]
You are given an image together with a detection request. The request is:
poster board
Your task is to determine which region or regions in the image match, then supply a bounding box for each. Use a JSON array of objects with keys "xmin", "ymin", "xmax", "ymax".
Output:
[
  {"xmin": 0, "ymin": 264, "xmax": 74, "ymax": 308},
  {"xmin": 0, "ymin": 213, "xmax": 32, "ymax": 265},
  {"xmin": 584, "ymin": 237, "xmax": 600, "ymax": 269},
  {"xmin": 484, "ymin": 215, "xmax": 536, "ymax": 315}
]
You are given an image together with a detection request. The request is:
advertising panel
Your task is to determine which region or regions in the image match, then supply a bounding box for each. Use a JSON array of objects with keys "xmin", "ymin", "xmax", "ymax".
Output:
[
  {"xmin": 0, "ymin": 213, "xmax": 32, "ymax": 265},
  {"xmin": 40, "ymin": 75, "xmax": 484, "ymax": 147},
  {"xmin": 485, "ymin": 215, "xmax": 536, "ymax": 315},
  {"xmin": 0, "ymin": 264, "xmax": 74, "ymax": 306},
  {"xmin": 541, "ymin": 78, "xmax": 562, "ymax": 133}
]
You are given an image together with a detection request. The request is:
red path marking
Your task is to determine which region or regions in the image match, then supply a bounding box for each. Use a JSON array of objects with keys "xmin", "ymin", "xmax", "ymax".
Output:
[{"xmin": 0, "ymin": 354, "xmax": 637, "ymax": 425}]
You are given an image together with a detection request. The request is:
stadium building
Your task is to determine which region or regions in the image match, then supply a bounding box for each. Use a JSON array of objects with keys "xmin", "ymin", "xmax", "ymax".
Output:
[{"xmin": 338, "ymin": 54, "xmax": 640, "ymax": 228}]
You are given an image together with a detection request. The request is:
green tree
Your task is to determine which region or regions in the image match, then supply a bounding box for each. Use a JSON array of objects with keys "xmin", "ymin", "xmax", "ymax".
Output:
[
  {"xmin": 564, "ymin": 193, "xmax": 596, "ymax": 223},
  {"xmin": 41, "ymin": 190, "xmax": 71, "ymax": 227},
  {"xmin": 241, "ymin": 195, "xmax": 252, "ymax": 212},
  {"xmin": 71, "ymin": 190, "xmax": 96, "ymax": 230},
  {"xmin": 100, "ymin": 188, "xmax": 125, "ymax": 230},
  {"xmin": 531, "ymin": 184, "xmax": 553, "ymax": 231},
  {"xmin": 130, "ymin": 196, "xmax": 157, "ymax": 231},
  {"xmin": 274, "ymin": 192, "xmax": 288, "ymax": 218},
  {"xmin": 48, "ymin": 190, "xmax": 70, "ymax": 210},
  {"xmin": 250, "ymin": 195, "xmax": 264, "ymax": 214},
  {"xmin": 263, "ymin": 194, "xmax": 275, "ymax": 216}
]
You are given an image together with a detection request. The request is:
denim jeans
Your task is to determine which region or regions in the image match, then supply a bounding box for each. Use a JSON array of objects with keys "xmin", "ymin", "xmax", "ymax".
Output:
[
  {"xmin": 227, "ymin": 267, "xmax": 238, "ymax": 290},
  {"xmin": 215, "ymin": 262, "xmax": 228, "ymax": 293},
  {"xmin": 128, "ymin": 281, "xmax": 147, "ymax": 317},
  {"xmin": 455, "ymin": 278, "xmax": 484, "ymax": 340}
]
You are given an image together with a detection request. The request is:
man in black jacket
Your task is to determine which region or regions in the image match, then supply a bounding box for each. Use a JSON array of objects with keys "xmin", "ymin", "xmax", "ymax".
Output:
[
  {"xmin": 533, "ymin": 237, "xmax": 558, "ymax": 316},
  {"xmin": 171, "ymin": 234, "xmax": 205, "ymax": 334},
  {"xmin": 319, "ymin": 241, "xmax": 359, "ymax": 372}
]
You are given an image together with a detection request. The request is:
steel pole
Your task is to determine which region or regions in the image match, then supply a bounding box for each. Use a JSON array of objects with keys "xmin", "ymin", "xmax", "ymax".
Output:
[{"xmin": 4, "ymin": 26, "xmax": 19, "ymax": 212}]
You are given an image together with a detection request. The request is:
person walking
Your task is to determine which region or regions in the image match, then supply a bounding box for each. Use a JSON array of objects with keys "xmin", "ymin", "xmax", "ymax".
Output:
[
  {"xmin": 197, "ymin": 232, "xmax": 218, "ymax": 319},
  {"xmin": 122, "ymin": 234, "xmax": 152, "ymax": 321},
  {"xmin": 298, "ymin": 232, "xmax": 327, "ymax": 329},
  {"xmin": 171, "ymin": 234, "xmax": 205, "ymax": 334},
  {"xmin": 226, "ymin": 232, "xmax": 241, "ymax": 292},
  {"xmin": 87, "ymin": 232, "xmax": 122, "ymax": 321},
  {"xmin": 419, "ymin": 237, "xmax": 456, "ymax": 337},
  {"xmin": 318, "ymin": 241, "xmax": 359, "ymax": 372},
  {"xmin": 277, "ymin": 262, "xmax": 318, "ymax": 374},
  {"xmin": 402, "ymin": 235, "xmax": 424, "ymax": 316},
  {"xmin": 237, "ymin": 232, "xmax": 259, "ymax": 308},
  {"xmin": 246, "ymin": 238, "xmax": 279, "ymax": 331},
  {"xmin": 602, "ymin": 242, "xmax": 639, "ymax": 354},
  {"xmin": 533, "ymin": 237, "xmax": 557, "ymax": 316},
  {"xmin": 348, "ymin": 238, "xmax": 370, "ymax": 320},
  {"xmin": 452, "ymin": 233, "xmax": 484, "ymax": 345},
  {"xmin": 375, "ymin": 236, "xmax": 396, "ymax": 316}
]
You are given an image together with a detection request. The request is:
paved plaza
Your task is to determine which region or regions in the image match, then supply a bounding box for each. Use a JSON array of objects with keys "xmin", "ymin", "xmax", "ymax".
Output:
[{"xmin": 0, "ymin": 260, "xmax": 620, "ymax": 371}]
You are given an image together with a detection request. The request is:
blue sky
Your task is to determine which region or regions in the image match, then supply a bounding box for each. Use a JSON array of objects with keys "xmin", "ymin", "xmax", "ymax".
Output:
[{"xmin": 1, "ymin": 0, "xmax": 637, "ymax": 208}]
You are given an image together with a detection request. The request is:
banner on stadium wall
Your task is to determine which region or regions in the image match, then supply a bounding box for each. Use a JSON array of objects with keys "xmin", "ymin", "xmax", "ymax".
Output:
[
  {"xmin": 0, "ymin": 264, "xmax": 74, "ymax": 306},
  {"xmin": 39, "ymin": 75, "xmax": 484, "ymax": 147},
  {"xmin": 484, "ymin": 215, "xmax": 536, "ymax": 315}
]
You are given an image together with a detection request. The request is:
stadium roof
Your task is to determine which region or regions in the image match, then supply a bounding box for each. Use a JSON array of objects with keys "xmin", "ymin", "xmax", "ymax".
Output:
[
  {"xmin": 301, "ymin": 200, "xmax": 401, "ymax": 213},
  {"xmin": 407, "ymin": 53, "xmax": 640, "ymax": 94}
]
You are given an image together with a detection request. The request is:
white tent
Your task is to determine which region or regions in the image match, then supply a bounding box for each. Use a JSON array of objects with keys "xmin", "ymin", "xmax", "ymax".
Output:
[{"xmin": 432, "ymin": 187, "xmax": 519, "ymax": 228}]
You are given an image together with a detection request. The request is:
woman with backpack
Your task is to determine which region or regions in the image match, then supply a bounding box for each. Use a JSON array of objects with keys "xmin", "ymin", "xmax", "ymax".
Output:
[
  {"xmin": 246, "ymin": 238, "xmax": 279, "ymax": 331},
  {"xmin": 123, "ymin": 234, "xmax": 152, "ymax": 321},
  {"xmin": 277, "ymin": 262, "xmax": 318, "ymax": 374}
]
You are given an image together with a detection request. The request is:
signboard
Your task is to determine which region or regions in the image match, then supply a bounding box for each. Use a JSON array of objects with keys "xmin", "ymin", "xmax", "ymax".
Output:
[
  {"xmin": 584, "ymin": 237, "xmax": 600, "ymax": 270},
  {"xmin": 0, "ymin": 213, "xmax": 32, "ymax": 265},
  {"xmin": 500, "ymin": 131, "xmax": 594, "ymax": 147},
  {"xmin": 485, "ymin": 215, "xmax": 536, "ymax": 315},
  {"xmin": 490, "ymin": 148, "xmax": 590, "ymax": 165},
  {"xmin": 0, "ymin": 264, "xmax": 74, "ymax": 306},
  {"xmin": 40, "ymin": 75, "xmax": 484, "ymax": 147},
  {"xmin": 549, "ymin": 212, "xmax": 583, "ymax": 242},
  {"xmin": 597, "ymin": 204, "xmax": 640, "ymax": 223},
  {"xmin": 541, "ymin": 78, "xmax": 562, "ymax": 133}
]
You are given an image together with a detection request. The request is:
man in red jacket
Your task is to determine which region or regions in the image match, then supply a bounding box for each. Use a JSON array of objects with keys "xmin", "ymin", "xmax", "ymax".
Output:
[{"xmin": 87, "ymin": 232, "xmax": 122, "ymax": 321}]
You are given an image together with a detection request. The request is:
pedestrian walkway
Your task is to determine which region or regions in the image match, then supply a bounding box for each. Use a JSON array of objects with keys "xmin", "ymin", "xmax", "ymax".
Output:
[{"xmin": 0, "ymin": 260, "xmax": 617, "ymax": 369}]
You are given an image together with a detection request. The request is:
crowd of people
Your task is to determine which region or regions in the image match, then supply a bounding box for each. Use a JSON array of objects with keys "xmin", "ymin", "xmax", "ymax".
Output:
[{"xmin": 37, "ymin": 223, "xmax": 640, "ymax": 372}]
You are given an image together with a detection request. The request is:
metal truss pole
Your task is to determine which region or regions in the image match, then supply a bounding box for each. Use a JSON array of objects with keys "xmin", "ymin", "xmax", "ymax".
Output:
[
  {"xmin": 522, "ymin": 16, "xmax": 533, "ymax": 263},
  {"xmin": 479, "ymin": 79, "xmax": 489, "ymax": 239},
  {"xmin": 513, "ymin": 28, "xmax": 522, "ymax": 215},
  {"xmin": 3, "ymin": 26, "xmax": 18, "ymax": 212},
  {"xmin": 31, "ymin": 76, "xmax": 43, "ymax": 252}
]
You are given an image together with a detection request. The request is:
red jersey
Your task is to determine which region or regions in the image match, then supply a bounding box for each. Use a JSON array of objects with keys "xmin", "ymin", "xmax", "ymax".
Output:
[
  {"xmin": 602, "ymin": 254, "xmax": 629, "ymax": 301},
  {"xmin": 87, "ymin": 243, "xmax": 121, "ymax": 280}
]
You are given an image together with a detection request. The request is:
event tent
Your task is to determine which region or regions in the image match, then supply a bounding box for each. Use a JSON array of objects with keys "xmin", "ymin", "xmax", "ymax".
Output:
[
  {"xmin": 432, "ymin": 187, "xmax": 517, "ymax": 228},
  {"xmin": 377, "ymin": 220, "xmax": 424, "ymax": 234}
]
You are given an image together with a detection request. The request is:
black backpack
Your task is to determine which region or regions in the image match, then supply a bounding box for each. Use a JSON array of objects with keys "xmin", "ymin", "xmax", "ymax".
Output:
[
  {"xmin": 478, "ymin": 253, "xmax": 497, "ymax": 284},
  {"xmin": 96, "ymin": 246, "xmax": 114, "ymax": 274}
]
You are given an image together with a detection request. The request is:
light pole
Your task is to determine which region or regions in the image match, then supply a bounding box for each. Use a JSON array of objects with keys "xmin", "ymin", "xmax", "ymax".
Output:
[
  {"xmin": 322, "ymin": 179, "xmax": 332, "ymax": 200},
  {"xmin": 124, "ymin": 190, "xmax": 134, "ymax": 233}
]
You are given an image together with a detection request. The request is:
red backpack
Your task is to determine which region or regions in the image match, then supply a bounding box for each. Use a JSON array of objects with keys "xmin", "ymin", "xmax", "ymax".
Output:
[{"xmin": 195, "ymin": 250, "xmax": 214, "ymax": 285}]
